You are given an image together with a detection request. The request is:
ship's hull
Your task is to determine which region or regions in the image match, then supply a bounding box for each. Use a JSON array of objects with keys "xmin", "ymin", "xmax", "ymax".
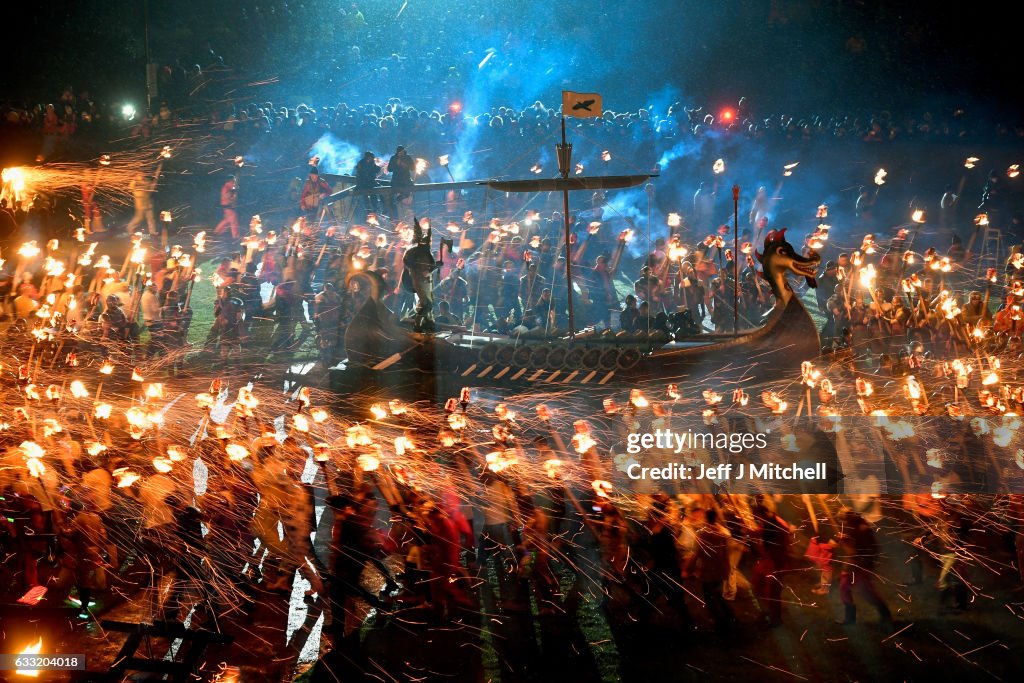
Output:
[{"xmin": 330, "ymin": 296, "xmax": 820, "ymax": 400}]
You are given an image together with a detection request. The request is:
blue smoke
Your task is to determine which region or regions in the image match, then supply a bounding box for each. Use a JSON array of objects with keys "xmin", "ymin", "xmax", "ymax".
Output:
[
  {"xmin": 309, "ymin": 133, "xmax": 361, "ymax": 175},
  {"xmin": 603, "ymin": 188, "xmax": 668, "ymax": 257}
]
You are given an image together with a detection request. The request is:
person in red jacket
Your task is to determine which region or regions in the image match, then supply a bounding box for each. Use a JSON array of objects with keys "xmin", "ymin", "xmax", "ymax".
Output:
[
  {"xmin": 214, "ymin": 175, "xmax": 239, "ymax": 238},
  {"xmin": 299, "ymin": 167, "xmax": 332, "ymax": 217}
]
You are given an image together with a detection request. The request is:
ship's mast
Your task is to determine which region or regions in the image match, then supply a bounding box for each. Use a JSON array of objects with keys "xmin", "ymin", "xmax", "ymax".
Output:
[{"xmin": 556, "ymin": 117, "xmax": 576, "ymax": 340}]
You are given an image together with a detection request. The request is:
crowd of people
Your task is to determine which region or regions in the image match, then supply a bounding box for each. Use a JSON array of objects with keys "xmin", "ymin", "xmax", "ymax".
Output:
[
  {"xmin": 4, "ymin": 146, "xmax": 1024, "ymax": 380},
  {"xmin": 2, "ymin": 85, "xmax": 1024, "ymax": 679},
  {"xmin": 7, "ymin": 79, "xmax": 1024, "ymax": 176},
  {"xmin": 1, "ymin": 342, "xmax": 1017, "ymax": 668}
]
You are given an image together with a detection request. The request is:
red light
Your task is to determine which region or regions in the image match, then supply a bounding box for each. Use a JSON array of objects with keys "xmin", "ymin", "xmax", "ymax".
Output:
[
  {"xmin": 720, "ymin": 109, "xmax": 734, "ymax": 122},
  {"xmin": 449, "ymin": 101, "xmax": 462, "ymax": 114}
]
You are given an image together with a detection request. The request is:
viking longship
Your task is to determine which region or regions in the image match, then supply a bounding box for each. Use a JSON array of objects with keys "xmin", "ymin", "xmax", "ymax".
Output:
[{"xmin": 329, "ymin": 229, "xmax": 821, "ymax": 398}]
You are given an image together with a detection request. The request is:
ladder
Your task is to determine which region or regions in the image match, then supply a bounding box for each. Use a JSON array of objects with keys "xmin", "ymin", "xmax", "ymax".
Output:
[{"xmin": 975, "ymin": 225, "xmax": 1003, "ymax": 278}]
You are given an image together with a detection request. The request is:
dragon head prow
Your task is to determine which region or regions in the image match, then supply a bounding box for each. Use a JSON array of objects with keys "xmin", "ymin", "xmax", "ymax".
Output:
[{"xmin": 756, "ymin": 228, "xmax": 820, "ymax": 304}]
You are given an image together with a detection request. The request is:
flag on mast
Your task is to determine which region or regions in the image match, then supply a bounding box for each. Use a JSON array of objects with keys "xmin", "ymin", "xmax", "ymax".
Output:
[{"xmin": 562, "ymin": 91, "xmax": 602, "ymax": 118}]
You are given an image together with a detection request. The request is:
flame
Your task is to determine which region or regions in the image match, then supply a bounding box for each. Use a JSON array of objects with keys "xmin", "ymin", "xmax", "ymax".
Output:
[
  {"xmin": 818, "ymin": 379, "xmax": 835, "ymax": 403},
  {"xmin": 42, "ymin": 257, "xmax": 66, "ymax": 278},
  {"xmin": 395, "ymin": 435, "xmax": 415, "ymax": 456},
  {"xmin": 226, "ymin": 444, "xmax": 250, "ymax": 461},
  {"xmin": 17, "ymin": 241, "xmax": 41, "ymax": 259},
  {"xmin": 874, "ymin": 168, "xmax": 887, "ymax": 185},
  {"xmin": 357, "ymin": 452, "xmax": 381, "ymax": 471},
  {"xmin": 494, "ymin": 403, "xmax": 516, "ymax": 421},
  {"xmin": 370, "ymin": 403, "xmax": 388, "ymax": 420},
  {"xmin": 858, "ymin": 263, "xmax": 877, "ymax": 289},
  {"xmin": 572, "ymin": 420, "xmax": 596, "ymax": 453},
  {"xmin": 666, "ymin": 238, "xmax": 687, "ymax": 262},
  {"xmin": 592, "ymin": 480, "xmax": 613, "ymax": 498},
  {"xmin": 939, "ymin": 295, "xmax": 961, "ymax": 320},
  {"xmin": 113, "ymin": 468, "xmax": 141, "ymax": 488},
  {"xmin": 783, "ymin": 162, "xmax": 799, "ymax": 176},
  {"xmin": 629, "ymin": 389, "xmax": 649, "ymax": 408},
  {"xmin": 166, "ymin": 445, "xmax": 185, "ymax": 461},
  {"xmin": 702, "ymin": 389, "xmax": 723, "ymax": 405},
  {"xmin": 543, "ymin": 459, "xmax": 562, "ymax": 478},
  {"xmin": 152, "ymin": 456, "xmax": 173, "ymax": 473},
  {"xmin": 129, "ymin": 244, "xmax": 147, "ymax": 266},
  {"xmin": 292, "ymin": 414, "xmax": 310, "ymax": 432},
  {"xmin": 713, "ymin": 158, "xmax": 725, "ymax": 174},
  {"xmin": 1009, "ymin": 164, "xmax": 1020, "ymax": 179},
  {"xmin": 2, "ymin": 167, "xmax": 28, "ymax": 201},
  {"xmin": 482, "ymin": 449, "xmax": 515, "ymax": 473},
  {"xmin": 801, "ymin": 361, "xmax": 822, "ymax": 387},
  {"xmin": 965, "ymin": 156, "xmax": 979, "ymax": 169},
  {"xmin": 447, "ymin": 412, "xmax": 467, "ymax": 430},
  {"xmin": 414, "ymin": 158, "xmax": 428, "ymax": 176},
  {"xmin": 42, "ymin": 418, "xmax": 62, "ymax": 438},
  {"xmin": 94, "ymin": 403, "xmax": 112, "ymax": 419},
  {"xmin": 125, "ymin": 406, "xmax": 153, "ymax": 434},
  {"xmin": 911, "ymin": 209, "xmax": 925, "ymax": 224},
  {"xmin": 311, "ymin": 407, "xmax": 329, "ymax": 423},
  {"xmin": 20, "ymin": 441, "xmax": 45, "ymax": 462},
  {"xmin": 345, "ymin": 425, "xmax": 374, "ymax": 448},
  {"xmin": 16, "ymin": 637, "xmax": 44, "ymax": 677}
]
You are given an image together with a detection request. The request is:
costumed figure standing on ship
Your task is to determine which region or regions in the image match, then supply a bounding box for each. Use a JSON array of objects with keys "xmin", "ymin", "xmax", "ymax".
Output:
[{"xmin": 401, "ymin": 218, "xmax": 452, "ymax": 333}]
